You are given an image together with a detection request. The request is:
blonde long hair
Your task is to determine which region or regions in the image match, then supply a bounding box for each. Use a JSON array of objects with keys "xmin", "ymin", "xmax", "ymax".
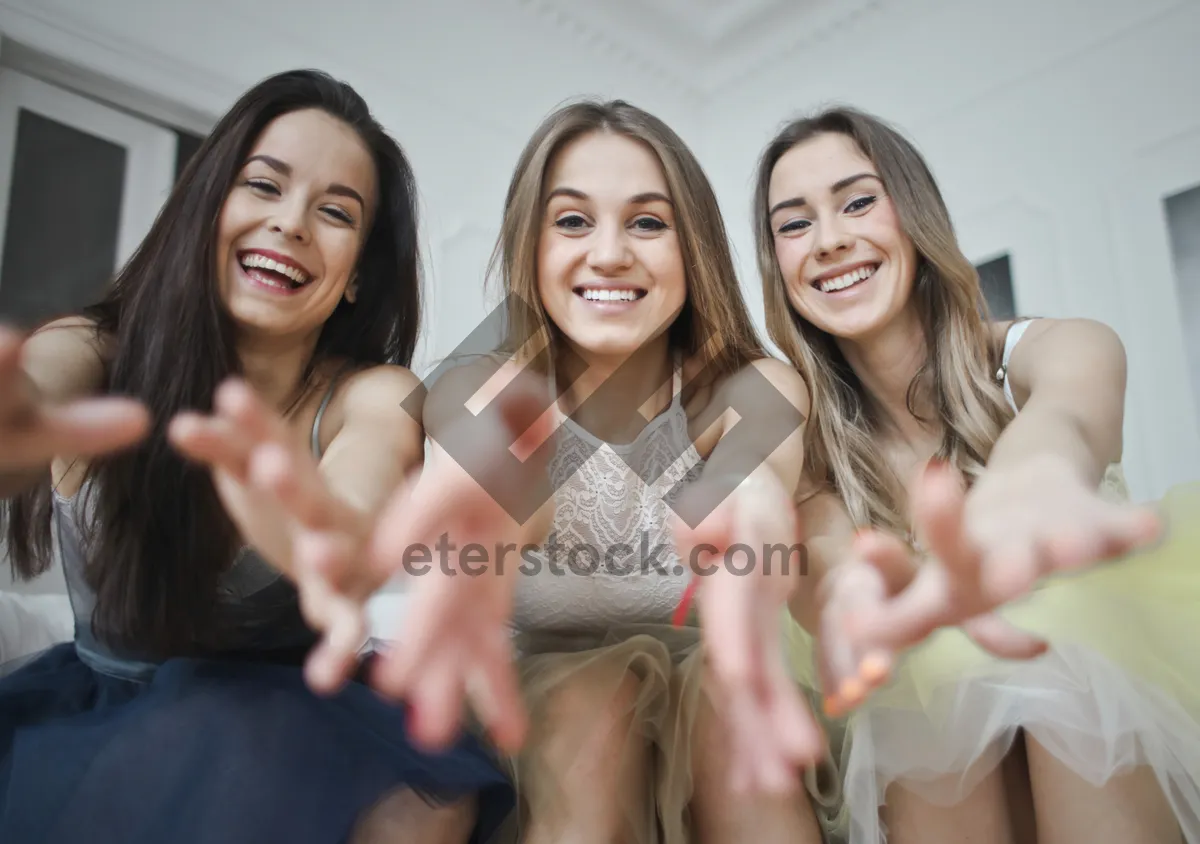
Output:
[
  {"xmin": 753, "ymin": 107, "xmax": 1014, "ymax": 536},
  {"xmin": 489, "ymin": 99, "xmax": 765, "ymax": 381}
]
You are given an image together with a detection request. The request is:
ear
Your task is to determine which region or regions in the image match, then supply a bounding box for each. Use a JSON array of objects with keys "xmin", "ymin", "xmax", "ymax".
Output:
[{"xmin": 345, "ymin": 275, "xmax": 358, "ymax": 304}]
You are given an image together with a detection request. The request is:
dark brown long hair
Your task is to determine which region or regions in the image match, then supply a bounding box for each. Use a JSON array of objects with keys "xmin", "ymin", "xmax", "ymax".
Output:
[{"xmin": 3, "ymin": 69, "xmax": 423, "ymax": 657}]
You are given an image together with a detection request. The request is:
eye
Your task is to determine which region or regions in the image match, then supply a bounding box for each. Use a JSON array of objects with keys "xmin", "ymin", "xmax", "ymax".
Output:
[
  {"xmin": 321, "ymin": 206, "xmax": 356, "ymax": 226},
  {"xmin": 554, "ymin": 213, "xmax": 590, "ymax": 231},
  {"xmin": 777, "ymin": 218, "xmax": 810, "ymax": 235},
  {"xmin": 845, "ymin": 195, "xmax": 876, "ymax": 214},
  {"xmin": 631, "ymin": 216, "xmax": 668, "ymax": 233},
  {"xmin": 245, "ymin": 178, "xmax": 280, "ymax": 196}
]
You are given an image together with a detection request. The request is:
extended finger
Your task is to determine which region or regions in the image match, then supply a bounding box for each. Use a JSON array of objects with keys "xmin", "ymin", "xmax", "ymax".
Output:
[
  {"xmin": 168, "ymin": 413, "xmax": 254, "ymax": 480},
  {"xmin": 408, "ymin": 651, "xmax": 467, "ymax": 753},
  {"xmin": 849, "ymin": 565, "xmax": 951, "ymax": 653},
  {"xmin": 962, "ymin": 613, "xmax": 1048, "ymax": 660},
  {"xmin": 468, "ymin": 632, "xmax": 527, "ymax": 754},
  {"xmin": 305, "ymin": 598, "xmax": 368, "ymax": 696},
  {"xmin": 698, "ymin": 578, "xmax": 763, "ymax": 699},
  {"xmin": 369, "ymin": 585, "xmax": 449, "ymax": 701},
  {"xmin": 819, "ymin": 589, "xmax": 873, "ymax": 716},
  {"xmin": 912, "ymin": 462, "xmax": 981, "ymax": 576},
  {"xmin": 250, "ymin": 442, "xmax": 357, "ymax": 533},
  {"xmin": 766, "ymin": 639, "xmax": 825, "ymax": 770},
  {"xmin": 854, "ymin": 530, "xmax": 918, "ymax": 592},
  {"xmin": 41, "ymin": 399, "xmax": 151, "ymax": 457},
  {"xmin": 215, "ymin": 379, "xmax": 290, "ymax": 446}
]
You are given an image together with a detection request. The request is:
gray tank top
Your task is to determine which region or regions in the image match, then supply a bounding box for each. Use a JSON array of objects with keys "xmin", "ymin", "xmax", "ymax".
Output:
[{"xmin": 55, "ymin": 376, "xmax": 342, "ymax": 681}]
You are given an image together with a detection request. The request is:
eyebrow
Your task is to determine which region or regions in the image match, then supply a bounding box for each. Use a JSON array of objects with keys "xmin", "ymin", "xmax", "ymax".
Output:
[
  {"xmin": 245, "ymin": 154, "xmax": 366, "ymax": 209},
  {"xmin": 767, "ymin": 172, "xmax": 880, "ymax": 216},
  {"xmin": 546, "ymin": 187, "xmax": 674, "ymax": 206}
]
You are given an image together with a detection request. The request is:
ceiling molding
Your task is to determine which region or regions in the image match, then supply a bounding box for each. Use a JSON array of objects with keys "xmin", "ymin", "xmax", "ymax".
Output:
[{"xmin": 514, "ymin": 0, "xmax": 886, "ymax": 99}]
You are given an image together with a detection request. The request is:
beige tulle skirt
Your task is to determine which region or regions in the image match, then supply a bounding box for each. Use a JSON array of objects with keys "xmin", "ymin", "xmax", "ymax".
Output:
[{"xmin": 491, "ymin": 616, "xmax": 847, "ymax": 843}]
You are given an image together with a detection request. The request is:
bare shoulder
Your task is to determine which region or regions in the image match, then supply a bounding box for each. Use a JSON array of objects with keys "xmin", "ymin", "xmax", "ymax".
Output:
[
  {"xmin": 309, "ymin": 362, "xmax": 425, "ymax": 459},
  {"xmin": 704, "ymin": 355, "xmax": 811, "ymax": 417},
  {"xmin": 422, "ymin": 353, "xmax": 529, "ymax": 432},
  {"xmin": 25, "ymin": 315, "xmax": 110, "ymax": 401},
  {"xmin": 329, "ymin": 362, "xmax": 424, "ymax": 433},
  {"xmin": 684, "ymin": 354, "xmax": 812, "ymax": 455},
  {"xmin": 339, "ymin": 362, "xmax": 423, "ymax": 408},
  {"xmin": 994, "ymin": 317, "xmax": 1122, "ymax": 359},
  {"xmin": 1003, "ymin": 317, "xmax": 1124, "ymax": 374}
]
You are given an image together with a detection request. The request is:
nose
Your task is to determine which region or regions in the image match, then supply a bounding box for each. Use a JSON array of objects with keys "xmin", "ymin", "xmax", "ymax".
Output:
[
  {"xmin": 813, "ymin": 215, "xmax": 852, "ymax": 260},
  {"xmin": 268, "ymin": 198, "xmax": 311, "ymax": 244},
  {"xmin": 586, "ymin": 222, "xmax": 634, "ymax": 275}
]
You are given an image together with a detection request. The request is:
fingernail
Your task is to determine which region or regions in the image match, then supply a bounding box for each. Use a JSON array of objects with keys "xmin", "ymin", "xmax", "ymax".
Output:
[
  {"xmin": 861, "ymin": 653, "xmax": 890, "ymax": 682},
  {"xmin": 839, "ymin": 678, "xmax": 863, "ymax": 704}
]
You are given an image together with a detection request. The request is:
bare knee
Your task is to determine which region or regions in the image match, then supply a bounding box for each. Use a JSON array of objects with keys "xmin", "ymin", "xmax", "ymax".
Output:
[
  {"xmin": 522, "ymin": 665, "xmax": 650, "ymax": 843},
  {"xmin": 689, "ymin": 686, "xmax": 826, "ymax": 844},
  {"xmin": 1026, "ymin": 734, "xmax": 1182, "ymax": 844},
  {"xmin": 884, "ymin": 755, "xmax": 1017, "ymax": 844},
  {"xmin": 539, "ymin": 664, "xmax": 645, "ymax": 767},
  {"xmin": 352, "ymin": 789, "xmax": 477, "ymax": 844}
]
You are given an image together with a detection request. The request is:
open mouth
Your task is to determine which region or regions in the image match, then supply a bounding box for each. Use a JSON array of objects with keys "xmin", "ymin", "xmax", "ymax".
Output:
[
  {"xmin": 811, "ymin": 262, "xmax": 880, "ymax": 294},
  {"xmin": 238, "ymin": 250, "xmax": 314, "ymax": 292},
  {"xmin": 573, "ymin": 286, "xmax": 648, "ymax": 303}
]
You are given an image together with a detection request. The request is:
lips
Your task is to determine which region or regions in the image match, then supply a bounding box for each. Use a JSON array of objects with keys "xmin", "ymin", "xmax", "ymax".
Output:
[
  {"xmin": 572, "ymin": 284, "xmax": 647, "ymax": 303},
  {"xmin": 810, "ymin": 262, "xmax": 879, "ymax": 293},
  {"xmin": 237, "ymin": 249, "xmax": 313, "ymax": 290},
  {"xmin": 573, "ymin": 286, "xmax": 648, "ymax": 303}
]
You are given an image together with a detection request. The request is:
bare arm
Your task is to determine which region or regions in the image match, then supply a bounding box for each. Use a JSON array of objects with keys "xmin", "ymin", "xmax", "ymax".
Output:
[
  {"xmin": 992, "ymin": 318, "xmax": 1126, "ymax": 483},
  {"xmin": 686, "ymin": 356, "xmax": 810, "ymax": 519},
  {"xmin": 318, "ymin": 364, "xmax": 427, "ymax": 519},
  {"xmin": 418, "ymin": 355, "xmax": 555, "ymax": 547}
]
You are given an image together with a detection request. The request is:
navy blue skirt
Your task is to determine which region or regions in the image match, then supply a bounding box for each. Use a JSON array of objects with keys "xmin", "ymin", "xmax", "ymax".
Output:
[{"xmin": 0, "ymin": 643, "xmax": 514, "ymax": 843}]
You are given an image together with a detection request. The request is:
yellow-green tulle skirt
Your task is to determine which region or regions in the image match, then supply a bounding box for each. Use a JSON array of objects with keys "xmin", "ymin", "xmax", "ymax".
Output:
[{"xmin": 787, "ymin": 480, "xmax": 1200, "ymax": 843}]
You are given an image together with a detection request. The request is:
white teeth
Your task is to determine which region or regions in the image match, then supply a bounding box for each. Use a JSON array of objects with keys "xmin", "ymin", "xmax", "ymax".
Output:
[
  {"xmin": 240, "ymin": 253, "xmax": 310, "ymax": 285},
  {"xmin": 817, "ymin": 265, "xmax": 876, "ymax": 293},
  {"xmin": 580, "ymin": 288, "xmax": 641, "ymax": 302}
]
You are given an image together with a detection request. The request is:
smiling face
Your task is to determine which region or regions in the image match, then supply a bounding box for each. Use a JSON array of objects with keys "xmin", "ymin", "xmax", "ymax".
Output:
[
  {"xmin": 535, "ymin": 130, "xmax": 687, "ymax": 361},
  {"xmin": 767, "ymin": 131, "xmax": 919, "ymax": 342},
  {"xmin": 214, "ymin": 107, "xmax": 377, "ymax": 341}
]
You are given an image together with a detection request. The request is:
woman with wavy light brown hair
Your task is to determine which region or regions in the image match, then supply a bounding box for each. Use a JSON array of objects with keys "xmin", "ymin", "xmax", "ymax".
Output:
[
  {"xmin": 753, "ymin": 106, "xmax": 1200, "ymax": 844},
  {"xmin": 365, "ymin": 98, "xmax": 851, "ymax": 844}
]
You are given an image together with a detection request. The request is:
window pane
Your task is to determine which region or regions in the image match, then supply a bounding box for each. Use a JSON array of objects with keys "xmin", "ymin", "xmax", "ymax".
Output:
[
  {"xmin": 976, "ymin": 253, "xmax": 1017, "ymax": 320},
  {"xmin": 0, "ymin": 109, "xmax": 126, "ymax": 327},
  {"xmin": 1165, "ymin": 183, "xmax": 1200, "ymax": 416}
]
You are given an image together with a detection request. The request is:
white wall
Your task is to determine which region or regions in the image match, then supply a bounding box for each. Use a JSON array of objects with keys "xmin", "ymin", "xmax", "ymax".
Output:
[{"xmin": 703, "ymin": 0, "xmax": 1200, "ymax": 503}]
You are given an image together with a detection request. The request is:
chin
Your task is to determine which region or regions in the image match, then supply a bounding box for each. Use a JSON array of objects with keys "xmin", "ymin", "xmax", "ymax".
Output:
[{"xmin": 565, "ymin": 327, "xmax": 655, "ymax": 359}]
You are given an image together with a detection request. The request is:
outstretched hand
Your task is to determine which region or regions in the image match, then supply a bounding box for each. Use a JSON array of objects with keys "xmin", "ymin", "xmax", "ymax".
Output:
[
  {"xmin": 823, "ymin": 457, "xmax": 1160, "ymax": 713},
  {"xmin": 0, "ymin": 325, "xmax": 148, "ymax": 470},
  {"xmin": 170, "ymin": 379, "xmax": 387, "ymax": 694},
  {"xmin": 672, "ymin": 473, "xmax": 827, "ymax": 796},
  {"xmin": 816, "ymin": 529, "xmax": 1048, "ymax": 717},
  {"xmin": 366, "ymin": 366, "xmax": 555, "ymax": 756}
]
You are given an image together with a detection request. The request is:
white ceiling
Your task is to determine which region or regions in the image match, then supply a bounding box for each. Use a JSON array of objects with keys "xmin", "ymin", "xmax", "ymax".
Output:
[{"xmin": 514, "ymin": 0, "xmax": 885, "ymax": 100}]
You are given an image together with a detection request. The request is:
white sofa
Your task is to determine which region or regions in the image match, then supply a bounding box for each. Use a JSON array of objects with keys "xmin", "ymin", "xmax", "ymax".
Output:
[{"xmin": 0, "ymin": 584, "xmax": 411, "ymax": 666}]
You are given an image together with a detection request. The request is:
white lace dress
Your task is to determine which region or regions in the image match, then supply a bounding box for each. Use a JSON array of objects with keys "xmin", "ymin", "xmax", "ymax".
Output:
[{"xmin": 498, "ymin": 359, "xmax": 842, "ymax": 843}]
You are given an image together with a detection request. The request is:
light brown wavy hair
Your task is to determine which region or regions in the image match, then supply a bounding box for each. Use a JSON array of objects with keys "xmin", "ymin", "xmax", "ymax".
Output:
[
  {"xmin": 752, "ymin": 106, "xmax": 1015, "ymax": 537},
  {"xmin": 488, "ymin": 99, "xmax": 765, "ymax": 381}
]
